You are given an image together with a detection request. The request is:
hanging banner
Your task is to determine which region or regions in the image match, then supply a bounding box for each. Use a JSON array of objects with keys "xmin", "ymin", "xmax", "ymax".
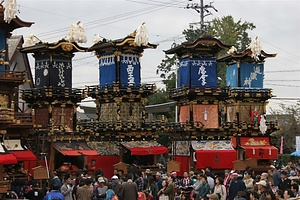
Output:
[
  {"xmin": 0, "ymin": 30, "xmax": 6, "ymax": 75},
  {"xmin": 99, "ymin": 53, "xmax": 116, "ymax": 86},
  {"xmin": 177, "ymin": 58, "xmax": 190, "ymax": 87},
  {"xmin": 35, "ymin": 55, "xmax": 50, "ymax": 88},
  {"xmin": 226, "ymin": 64, "xmax": 238, "ymax": 87},
  {"xmin": 240, "ymin": 63, "xmax": 264, "ymax": 88},
  {"xmin": 296, "ymin": 136, "xmax": 300, "ymax": 152},
  {"xmin": 52, "ymin": 56, "xmax": 72, "ymax": 88},
  {"xmin": 120, "ymin": 53, "xmax": 140, "ymax": 87},
  {"xmin": 177, "ymin": 58, "xmax": 217, "ymax": 88}
]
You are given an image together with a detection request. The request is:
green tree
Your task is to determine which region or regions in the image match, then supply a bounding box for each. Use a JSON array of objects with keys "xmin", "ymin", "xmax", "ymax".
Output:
[
  {"xmin": 157, "ymin": 15, "xmax": 256, "ymax": 89},
  {"xmin": 270, "ymin": 102, "xmax": 300, "ymax": 154}
]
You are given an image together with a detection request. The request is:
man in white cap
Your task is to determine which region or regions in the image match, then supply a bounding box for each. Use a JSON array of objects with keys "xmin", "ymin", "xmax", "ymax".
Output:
[
  {"xmin": 256, "ymin": 180, "xmax": 267, "ymax": 197},
  {"xmin": 267, "ymin": 165, "xmax": 275, "ymax": 185},
  {"xmin": 111, "ymin": 175, "xmax": 122, "ymax": 199}
]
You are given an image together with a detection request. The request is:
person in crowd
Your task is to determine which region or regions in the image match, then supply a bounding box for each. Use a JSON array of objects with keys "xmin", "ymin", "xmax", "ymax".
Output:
[
  {"xmin": 157, "ymin": 179, "xmax": 168, "ymax": 199},
  {"xmin": 260, "ymin": 172, "xmax": 268, "ymax": 182},
  {"xmin": 228, "ymin": 172, "xmax": 246, "ymax": 200},
  {"xmin": 44, "ymin": 183, "xmax": 65, "ymax": 200},
  {"xmin": 61, "ymin": 175, "xmax": 73, "ymax": 200},
  {"xmin": 180, "ymin": 171, "xmax": 193, "ymax": 188},
  {"xmin": 213, "ymin": 177, "xmax": 226, "ymax": 200},
  {"xmin": 205, "ymin": 166, "xmax": 215, "ymax": 178},
  {"xmin": 207, "ymin": 193, "xmax": 219, "ymax": 200},
  {"xmin": 72, "ymin": 177, "xmax": 81, "ymax": 200},
  {"xmin": 206, "ymin": 172, "xmax": 215, "ymax": 191},
  {"xmin": 111, "ymin": 175, "xmax": 122, "ymax": 198},
  {"xmin": 243, "ymin": 170, "xmax": 254, "ymax": 190},
  {"xmin": 113, "ymin": 169, "xmax": 119, "ymax": 179},
  {"xmin": 198, "ymin": 174, "xmax": 211, "ymax": 200},
  {"xmin": 134, "ymin": 170, "xmax": 145, "ymax": 192},
  {"xmin": 291, "ymin": 183, "xmax": 300, "ymax": 197},
  {"xmin": 156, "ymin": 172, "xmax": 163, "ymax": 191},
  {"xmin": 162, "ymin": 176, "xmax": 175, "ymax": 200},
  {"xmin": 275, "ymin": 189, "xmax": 284, "ymax": 200},
  {"xmin": 25, "ymin": 181, "xmax": 44, "ymax": 200},
  {"xmin": 273, "ymin": 166, "xmax": 282, "ymax": 189},
  {"xmin": 189, "ymin": 171, "xmax": 198, "ymax": 185},
  {"xmin": 248, "ymin": 189, "xmax": 259, "ymax": 200},
  {"xmin": 145, "ymin": 175, "xmax": 157, "ymax": 200},
  {"xmin": 267, "ymin": 165, "xmax": 275, "ymax": 186},
  {"xmin": 120, "ymin": 173, "xmax": 138, "ymax": 200},
  {"xmin": 283, "ymin": 189, "xmax": 295, "ymax": 200},
  {"xmin": 50, "ymin": 171, "xmax": 62, "ymax": 192},
  {"xmin": 170, "ymin": 171, "xmax": 180, "ymax": 188},
  {"xmin": 235, "ymin": 191, "xmax": 247, "ymax": 200},
  {"xmin": 279, "ymin": 171, "xmax": 291, "ymax": 191},
  {"xmin": 105, "ymin": 182, "xmax": 116, "ymax": 200},
  {"xmin": 94, "ymin": 177, "xmax": 107, "ymax": 200},
  {"xmin": 256, "ymin": 180, "xmax": 268, "ymax": 197},
  {"xmin": 192, "ymin": 173, "xmax": 203, "ymax": 200},
  {"xmin": 76, "ymin": 178, "xmax": 94, "ymax": 200},
  {"xmin": 118, "ymin": 169, "xmax": 124, "ymax": 179}
]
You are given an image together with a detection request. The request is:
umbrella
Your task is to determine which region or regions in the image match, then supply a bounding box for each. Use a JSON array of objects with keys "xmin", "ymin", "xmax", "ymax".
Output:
[{"xmin": 291, "ymin": 151, "xmax": 300, "ymax": 156}]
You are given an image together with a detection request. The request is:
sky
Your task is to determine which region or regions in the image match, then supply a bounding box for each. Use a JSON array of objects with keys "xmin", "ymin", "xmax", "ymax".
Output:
[{"xmin": 10, "ymin": 0, "xmax": 300, "ymax": 112}]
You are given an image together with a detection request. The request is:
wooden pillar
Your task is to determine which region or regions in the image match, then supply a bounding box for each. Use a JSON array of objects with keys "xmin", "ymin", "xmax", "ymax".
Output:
[{"xmin": 49, "ymin": 141, "xmax": 55, "ymax": 178}]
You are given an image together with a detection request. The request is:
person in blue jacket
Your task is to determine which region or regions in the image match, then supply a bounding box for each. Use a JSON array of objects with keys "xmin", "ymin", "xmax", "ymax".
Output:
[{"xmin": 44, "ymin": 183, "xmax": 65, "ymax": 200}]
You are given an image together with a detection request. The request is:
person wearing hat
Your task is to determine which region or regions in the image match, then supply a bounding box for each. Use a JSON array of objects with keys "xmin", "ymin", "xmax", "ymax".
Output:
[
  {"xmin": 279, "ymin": 170, "xmax": 291, "ymax": 191},
  {"xmin": 267, "ymin": 165, "xmax": 275, "ymax": 186},
  {"xmin": 228, "ymin": 172, "xmax": 246, "ymax": 200},
  {"xmin": 256, "ymin": 180, "xmax": 267, "ymax": 196},
  {"xmin": 111, "ymin": 175, "xmax": 122, "ymax": 199},
  {"xmin": 94, "ymin": 177, "xmax": 107, "ymax": 200}
]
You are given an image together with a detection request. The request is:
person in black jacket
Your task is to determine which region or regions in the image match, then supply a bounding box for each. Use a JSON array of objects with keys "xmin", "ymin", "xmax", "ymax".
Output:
[
  {"xmin": 228, "ymin": 173, "xmax": 246, "ymax": 200},
  {"xmin": 278, "ymin": 170, "xmax": 291, "ymax": 191}
]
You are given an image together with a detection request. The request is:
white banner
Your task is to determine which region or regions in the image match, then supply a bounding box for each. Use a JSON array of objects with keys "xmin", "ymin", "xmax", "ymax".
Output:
[{"xmin": 296, "ymin": 136, "xmax": 300, "ymax": 151}]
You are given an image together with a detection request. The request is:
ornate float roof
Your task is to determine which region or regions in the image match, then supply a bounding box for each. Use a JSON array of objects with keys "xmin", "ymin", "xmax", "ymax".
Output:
[
  {"xmin": 218, "ymin": 49, "xmax": 277, "ymax": 63},
  {"xmin": 88, "ymin": 32, "xmax": 157, "ymax": 54},
  {"xmin": 0, "ymin": 5, "xmax": 33, "ymax": 33},
  {"xmin": 164, "ymin": 36, "xmax": 231, "ymax": 58},
  {"xmin": 20, "ymin": 39, "xmax": 87, "ymax": 54}
]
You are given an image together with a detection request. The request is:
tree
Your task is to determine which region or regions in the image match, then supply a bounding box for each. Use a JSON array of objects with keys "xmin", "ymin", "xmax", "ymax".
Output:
[
  {"xmin": 269, "ymin": 102, "xmax": 300, "ymax": 154},
  {"xmin": 156, "ymin": 15, "xmax": 256, "ymax": 89}
]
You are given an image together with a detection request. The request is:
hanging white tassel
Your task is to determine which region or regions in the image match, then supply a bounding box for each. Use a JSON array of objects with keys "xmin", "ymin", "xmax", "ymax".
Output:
[
  {"xmin": 249, "ymin": 37, "xmax": 262, "ymax": 61},
  {"xmin": 92, "ymin": 34, "xmax": 103, "ymax": 44},
  {"xmin": 134, "ymin": 22, "xmax": 148, "ymax": 46},
  {"xmin": 227, "ymin": 46, "xmax": 237, "ymax": 55},
  {"xmin": 65, "ymin": 21, "xmax": 87, "ymax": 43},
  {"xmin": 4, "ymin": 0, "xmax": 17, "ymax": 23},
  {"xmin": 23, "ymin": 34, "xmax": 40, "ymax": 47}
]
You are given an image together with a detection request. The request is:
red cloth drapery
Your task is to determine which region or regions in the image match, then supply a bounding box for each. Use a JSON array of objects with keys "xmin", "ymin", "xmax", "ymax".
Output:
[
  {"xmin": 127, "ymin": 146, "xmax": 168, "ymax": 156},
  {"xmin": 11, "ymin": 149, "xmax": 36, "ymax": 161},
  {"xmin": 0, "ymin": 153, "xmax": 18, "ymax": 165},
  {"xmin": 174, "ymin": 156, "xmax": 190, "ymax": 177},
  {"xmin": 196, "ymin": 150, "xmax": 236, "ymax": 169},
  {"xmin": 241, "ymin": 146, "xmax": 278, "ymax": 160}
]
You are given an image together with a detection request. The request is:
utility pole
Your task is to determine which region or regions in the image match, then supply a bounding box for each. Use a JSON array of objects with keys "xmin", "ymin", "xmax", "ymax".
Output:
[{"xmin": 185, "ymin": 0, "xmax": 218, "ymax": 33}]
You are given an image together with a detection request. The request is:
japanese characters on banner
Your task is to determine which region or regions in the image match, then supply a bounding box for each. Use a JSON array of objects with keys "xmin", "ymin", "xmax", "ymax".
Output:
[
  {"xmin": 226, "ymin": 63, "xmax": 264, "ymax": 88},
  {"xmin": 120, "ymin": 53, "xmax": 140, "ymax": 87},
  {"xmin": 99, "ymin": 53, "xmax": 116, "ymax": 86},
  {"xmin": 177, "ymin": 58, "xmax": 217, "ymax": 88},
  {"xmin": 35, "ymin": 55, "xmax": 72, "ymax": 88}
]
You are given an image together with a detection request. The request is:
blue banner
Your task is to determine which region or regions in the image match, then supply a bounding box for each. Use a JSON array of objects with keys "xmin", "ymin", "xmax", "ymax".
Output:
[
  {"xmin": 99, "ymin": 54, "xmax": 116, "ymax": 86},
  {"xmin": 240, "ymin": 63, "xmax": 264, "ymax": 88},
  {"xmin": 226, "ymin": 64, "xmax": 238, "ymax": 87},
  {"xmin": 177, "ymin": 58, "xmax": 217, "ymax": 88},
  {"xmin": 177, "ymin": 58, "xmax": 190, "ymax": 87},
  {"xmin": 120, "ymin": 53, "xmax": 140, "ymax": 87}
]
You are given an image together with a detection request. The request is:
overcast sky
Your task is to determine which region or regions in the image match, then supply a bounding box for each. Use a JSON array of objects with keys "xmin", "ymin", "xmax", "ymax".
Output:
[{"xmin": 11, "ymin": 0, "xmax": 300, "ymax": 112}]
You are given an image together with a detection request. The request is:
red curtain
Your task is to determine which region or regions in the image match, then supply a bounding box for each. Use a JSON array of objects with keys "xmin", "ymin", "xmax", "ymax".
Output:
[
  {"xmin": 174, "ymin": 156, "xmax": 190, "ymax": 177},
  {"xmin": 242, "ymin": 146, "xmax": 278, "ymax": 160},
  {"xmin": 87, "ymin": 155, "xmax": 119, "ymax": 178},
  {"xmin": 196, "ymin": 150, "xmax": 236, "ymax": 169}
]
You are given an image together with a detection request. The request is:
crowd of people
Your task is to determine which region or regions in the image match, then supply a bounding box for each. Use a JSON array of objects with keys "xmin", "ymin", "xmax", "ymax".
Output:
[{"xmin": 5, "ymin": 160, "xmax": 300, "ymax": 200}]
